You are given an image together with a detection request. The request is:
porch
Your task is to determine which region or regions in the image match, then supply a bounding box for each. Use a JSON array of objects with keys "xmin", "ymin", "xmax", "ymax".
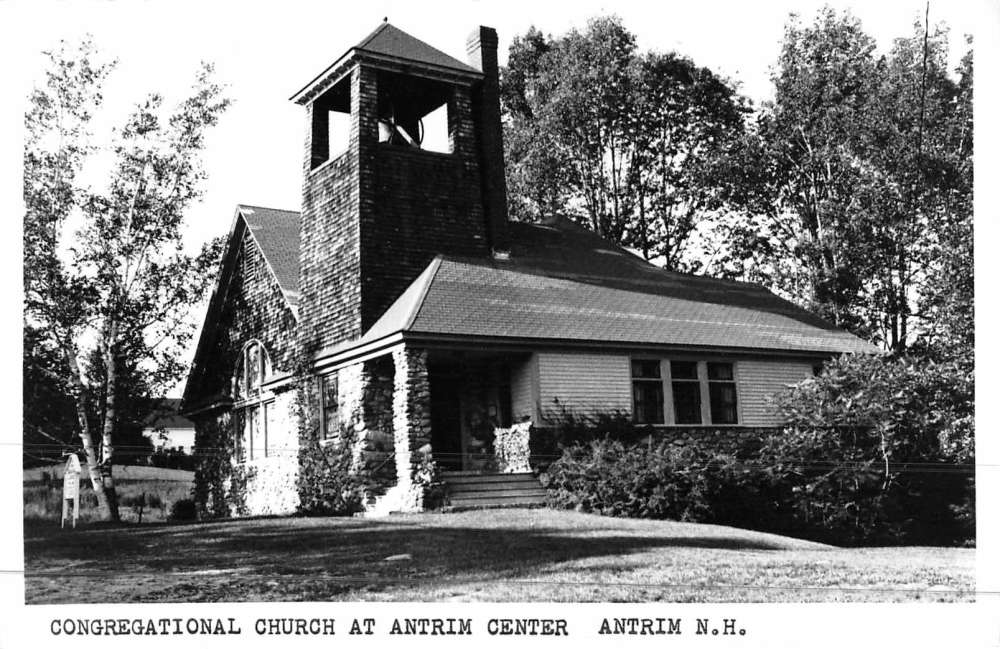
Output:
[
  {"xmin": 427, "ymin": 349, "xmax": 526, "ymax": 472},
  {"xmin": 333, "ymin": 344, "xmax": 540, "ymax": 513}
]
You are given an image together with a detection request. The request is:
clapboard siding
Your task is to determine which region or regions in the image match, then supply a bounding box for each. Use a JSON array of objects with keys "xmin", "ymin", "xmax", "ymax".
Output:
[
  {"xmin": 536, "ymin": 352, "xmax": 632, "ymax": 419},
  {"xmin": 737, "ymin": 359, "xmax": 813, "ymax": 426},
  {"xmin": 510, "ymin": 354, "xmax": 538, "ymax": 423}
]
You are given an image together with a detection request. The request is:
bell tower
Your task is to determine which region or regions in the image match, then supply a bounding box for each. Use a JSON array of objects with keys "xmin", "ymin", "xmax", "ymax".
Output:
[{"xmin": 292, "ymin": 22, "xmax": 510, "ymax": 353}]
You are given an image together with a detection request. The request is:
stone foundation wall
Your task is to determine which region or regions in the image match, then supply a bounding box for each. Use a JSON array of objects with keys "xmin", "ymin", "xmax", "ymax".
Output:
[{"xmin": 653, "ymin": 426, "xmax": 777, "ymax": 458}]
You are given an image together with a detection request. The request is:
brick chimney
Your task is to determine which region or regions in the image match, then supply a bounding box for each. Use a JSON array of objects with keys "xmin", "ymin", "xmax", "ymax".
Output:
[{"xmin": 466, "ymin": 26, "xmax": 511, "ymax": 255}]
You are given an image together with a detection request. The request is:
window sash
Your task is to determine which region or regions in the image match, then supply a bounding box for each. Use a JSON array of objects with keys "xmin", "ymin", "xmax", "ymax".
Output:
[
  {"xmin": 671, "ymin": 379, "xmax": 703, "ymax": 425},
  {"xmin": 632, "ymin": 379, "xmax": 665, "ymax": 424},
  {"xmin": 321, "ymin": 374, "xmax": 339, "ymax": 440},
  {"xmin": 708, "ymin": 381, "xmax": 738, "ymax": 424}
]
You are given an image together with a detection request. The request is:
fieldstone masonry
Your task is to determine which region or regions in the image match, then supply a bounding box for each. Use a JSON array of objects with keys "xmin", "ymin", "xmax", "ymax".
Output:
[
  {"xmin": 368, "ymin": 346, "xmax": 433, "ymax": 515},
  {"xmin": 337, "ymin": 358, "xmax": 396, "ymax": 488}
]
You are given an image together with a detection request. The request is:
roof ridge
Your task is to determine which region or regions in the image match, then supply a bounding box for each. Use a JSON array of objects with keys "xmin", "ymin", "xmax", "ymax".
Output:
[
  {"xmin": 356, "ymin": 20, "xmax": 390, "ymax": 50},
  {"xmin": 402, "ymin": 256, "xmax": 443, "ymax": 331},
  {"xmin": 237, "ymin": 204, "xmax": 301, "ymax": 216}
]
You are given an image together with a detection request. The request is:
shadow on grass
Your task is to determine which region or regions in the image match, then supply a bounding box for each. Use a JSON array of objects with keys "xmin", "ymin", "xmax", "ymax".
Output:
[{"xmin": 24, "ymin": 513, "xmax": 804, "ymax": 603}]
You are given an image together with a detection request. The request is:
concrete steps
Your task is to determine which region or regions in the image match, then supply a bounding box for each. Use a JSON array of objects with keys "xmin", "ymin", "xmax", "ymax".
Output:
[{"xmin": 440, "ymin": 471, "xmax": 547, "ymax": 510}]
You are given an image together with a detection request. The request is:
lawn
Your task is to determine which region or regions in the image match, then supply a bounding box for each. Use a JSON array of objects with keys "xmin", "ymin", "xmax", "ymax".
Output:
[{"xmin": 23, "ymin": 508, "xmax": 973, "ymax": 603}]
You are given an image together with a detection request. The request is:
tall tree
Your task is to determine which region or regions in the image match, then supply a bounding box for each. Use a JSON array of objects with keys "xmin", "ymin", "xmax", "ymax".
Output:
[
  {"xmin": 501, "ymin": 17, "xmax": 747, "ymax": 271},
  {"xmin": 713, "ymin": 7, "xmax": 972, "ymax": 350},
  {"xmin": 628, "ymin": 52, "xmax": 747, "ymax": 270},
  {"xmin": 715, "ymin": 7, "xmax": 879, "ymax": 331},
  {"xmin": 23, "ymin": 39, "xmax": 228, "ymax": 521}
]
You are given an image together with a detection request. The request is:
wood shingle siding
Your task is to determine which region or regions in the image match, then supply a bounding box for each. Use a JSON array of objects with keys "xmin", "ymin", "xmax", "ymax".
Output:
[
  {"xmin": 536, "ymin": 352, "xmax": 632, "ymax": 420},
  {"xmin": 736, "ymin": 359, "xmax": 814, "ymax": 426}
]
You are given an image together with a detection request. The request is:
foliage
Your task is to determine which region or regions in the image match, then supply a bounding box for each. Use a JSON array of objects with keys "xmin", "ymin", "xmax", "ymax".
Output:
[
  {"xmin": 23, "ymin": 473, "xmax": 191, "ymax": 524},
  {"xmin": 712, "ymin": 8, "xmax": 973, "ymax": 350},
  {"xmin": 22, "ymin": 326, "xmax": 79, "ymax": 467},
  {"xmin": 776, "ymin": 353, "xmax": 973, "ymax": 464},
  {"xmin": 544, "ymin": 438, "xmax": 753, "ymax": 523},
  {"xmin": 529, "ymin": 403, "xmax": 647, "ymax": 472},
  {"xmin": 501, "ymin": 17, "xmax": 747, "ymax": 271},
  {"xmin": 296, "ymin": 418, "xmax": 371, "ymax": 517},
  {"xmin": 23, "ymin": 37, "xmax": 229, "ymax": 521},
  {"xmin": 149, "ymin": 446, "xmax": 197, "ymax": 471},
  {"xmin": 169, "ymin": 498, "xmax": 198, "ymax": 522},
  {"xmin": 544, "ymin": 358, "xmax": 973, "ymax": 546},
  {"xmin": 769, "ymin": 352, "xmax": 974, "ymax": 544}
]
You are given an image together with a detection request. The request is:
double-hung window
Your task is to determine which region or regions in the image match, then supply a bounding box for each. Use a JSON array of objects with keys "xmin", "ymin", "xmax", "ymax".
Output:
[
  {"xmin": 320, "ymin": 373, "xmax": 340, "ymax": 442},
  {"xmin": 631, "ymin": 359, "xmax": 665, "ymax": 425},
  {"xmin": 707, "ymin": 362, "xmax": 738, "ymax": 424},
  {"xmin": 233, "ymin": 340, "xmax": 272, "ymax": 462},
  {"xmin": 670, "ymin": 361, "xmax": 703, "ymax": 424}
]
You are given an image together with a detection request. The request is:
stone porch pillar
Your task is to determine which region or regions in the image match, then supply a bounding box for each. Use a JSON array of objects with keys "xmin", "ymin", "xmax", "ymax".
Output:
[{"xmin": 376, "ymin": 345, "xmax": 432, "ymax": 513}]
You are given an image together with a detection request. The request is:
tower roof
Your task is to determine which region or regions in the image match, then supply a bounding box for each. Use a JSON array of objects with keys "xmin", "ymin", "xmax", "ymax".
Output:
[
  {"xmin": 291, "ymin": 21, "xmax": 481, "ymax": 105},
  {"xmin": 355, "ymin": 22, "xmax": 480, "ymax": 74}
]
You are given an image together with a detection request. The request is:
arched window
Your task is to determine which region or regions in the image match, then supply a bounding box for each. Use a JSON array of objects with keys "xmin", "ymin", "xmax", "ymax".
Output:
[
  {"xmin": 233, "ymin": 340, "xmax": 272, "ymax": 462},
  {"xmin": 234, "ymin": 340, "xmax": 271, "ymax": 401}
]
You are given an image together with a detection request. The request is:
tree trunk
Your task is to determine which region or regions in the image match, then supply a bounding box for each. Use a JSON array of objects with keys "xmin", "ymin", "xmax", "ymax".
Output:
[
  {"xmin": 99, "ymin": 329, "xmax": 120, "ymax": 518},
  {"xmin": 63, "ymin": 343, "xmax": 119, "ymax": 521}
]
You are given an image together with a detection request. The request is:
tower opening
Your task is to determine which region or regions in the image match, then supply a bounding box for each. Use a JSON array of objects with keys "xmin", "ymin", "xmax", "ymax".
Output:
[
  {"xmin": 310, "ymin": 76, "xmax": 351, "ymax": 169},
  {"xmin": 376, "ymin": 71, "xmax": 452, "ymax": 154}
]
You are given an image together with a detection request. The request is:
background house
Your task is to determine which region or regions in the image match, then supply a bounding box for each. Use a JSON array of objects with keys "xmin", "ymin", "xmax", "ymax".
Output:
[{"xmin": 142, "ymin": 398, "xmax": 197, "ymax": 454}]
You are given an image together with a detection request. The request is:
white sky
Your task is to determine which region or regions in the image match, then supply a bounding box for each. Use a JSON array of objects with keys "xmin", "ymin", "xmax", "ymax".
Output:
[
  {"xmin": 2, "ymin": 0, "xmax": 992, "ymax": 396},
  {"xmin": 7, "ymin": 0, "xmax": 984, "ymax": 249}
]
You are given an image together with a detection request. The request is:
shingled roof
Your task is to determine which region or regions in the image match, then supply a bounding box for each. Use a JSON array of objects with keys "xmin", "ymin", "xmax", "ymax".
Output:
[
  {"xmin": 238, "ymin": 207, "xmax": 873, "ymax": 356},
  {"xmin": 292, "ymin": 21, "xmax": 481, "ymax": 104},
  {"xmin": 238, "ymin": 205, "xmax": 301, "ymax": 305},
  {"xmin": 353, "ymin": 218, "xmax": 875, "ymax": 355},
  {"xmin": 354, "ymin": 22, "xmax": 480, "ymax": 75}
]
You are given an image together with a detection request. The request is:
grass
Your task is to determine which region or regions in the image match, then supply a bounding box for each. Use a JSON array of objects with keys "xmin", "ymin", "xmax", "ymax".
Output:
[
  {"xmin": 23, "ymin": 508, "xmax": 974, "ymax": 604},
  {"xmin": 23, "ymin": 464, "xmax": 194, "ymax": 525},
  {"xmin": 23, "ymin": 464, "xmax": 194, "ymax": 485}
]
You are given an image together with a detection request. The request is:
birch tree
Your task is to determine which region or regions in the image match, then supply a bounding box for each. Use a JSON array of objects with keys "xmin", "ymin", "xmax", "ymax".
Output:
[{"xmin": 23, "ymin": 39, "xmax": 228, "ymax": 521}]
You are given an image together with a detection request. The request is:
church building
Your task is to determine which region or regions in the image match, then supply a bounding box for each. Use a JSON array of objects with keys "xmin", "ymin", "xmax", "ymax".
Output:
[{"xmin": 181, "ymin": 22, "xmax": 873, "ymax": 517}]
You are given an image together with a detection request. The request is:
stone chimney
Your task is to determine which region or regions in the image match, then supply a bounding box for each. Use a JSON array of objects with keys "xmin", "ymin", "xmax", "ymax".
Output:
[{"xmin": 466, "ymin": 26, "xmax": 511, "ymax": 255}]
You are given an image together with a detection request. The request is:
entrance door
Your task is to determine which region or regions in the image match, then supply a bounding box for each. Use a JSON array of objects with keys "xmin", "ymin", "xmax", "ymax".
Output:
[{"xmin": 429, "ymin": 368, "xmax": 464, "ymax": 471}]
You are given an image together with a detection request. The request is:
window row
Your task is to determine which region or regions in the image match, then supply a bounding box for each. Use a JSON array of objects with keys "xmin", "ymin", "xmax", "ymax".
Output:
[{"xmin": 631, "ymin": 359, "xmax": 739, "ymax": 426}]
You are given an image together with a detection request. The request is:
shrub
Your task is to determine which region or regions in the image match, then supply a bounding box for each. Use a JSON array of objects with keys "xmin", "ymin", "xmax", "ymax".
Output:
[
  {"xmin": 297, "ymin": 421, "xmax": 373, "ymax": 516},
  {"xmin": 531, "ymin": 403, "xmax": 652, "ymax": 472},
  {"xmin": 545, "ymin": 439, "xmax": 756, "ymax": 524},
  {"xmin": 169, "ymin": 498, "xmax": 198, "ymax": 521},
  {"xmin": 543, "ymin": 365, "xmax": 974, "ymax": 546},
  {"xmin": 770, "ymin": 353, "xmax": 975, "ymax": 545}
]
